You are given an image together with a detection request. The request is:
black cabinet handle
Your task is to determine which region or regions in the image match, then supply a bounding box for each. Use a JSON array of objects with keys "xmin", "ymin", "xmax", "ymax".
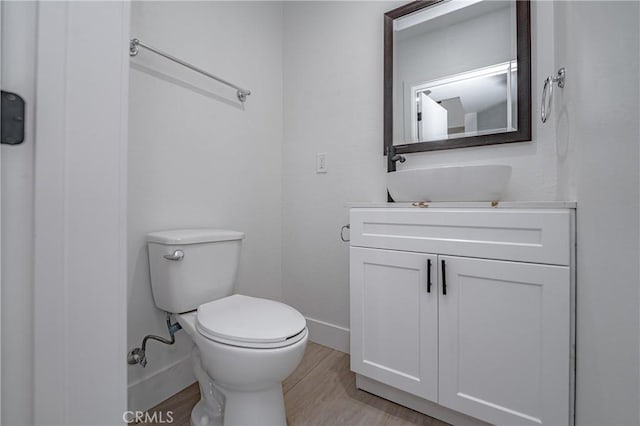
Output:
[
  {"xmin": 426, "ymin": 259, "xmax": 432, "ymax": 293},
  {"xmin": 441, "ymin": 259, "xmax": 447, "ymax": 295}
]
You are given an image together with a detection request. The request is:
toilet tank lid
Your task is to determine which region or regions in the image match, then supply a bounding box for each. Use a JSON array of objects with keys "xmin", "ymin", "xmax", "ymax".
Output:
[{"xmin": 146, "ymin": 229, "xmax": 245, "ymax": 245}]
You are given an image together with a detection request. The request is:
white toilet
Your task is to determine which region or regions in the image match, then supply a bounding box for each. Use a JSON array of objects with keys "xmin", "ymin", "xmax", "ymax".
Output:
[{"xmin": 146, "ymin": 229, "xmax": 308, "ymax": 426}]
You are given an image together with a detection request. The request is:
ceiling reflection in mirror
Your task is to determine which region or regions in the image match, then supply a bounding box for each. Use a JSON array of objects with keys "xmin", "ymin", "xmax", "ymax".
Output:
[{"xmin": 393, "ymin": 0, "xmax": 518, "ymax": 145}]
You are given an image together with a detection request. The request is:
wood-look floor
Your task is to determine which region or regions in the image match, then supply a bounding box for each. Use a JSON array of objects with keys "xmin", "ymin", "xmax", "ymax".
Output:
[{"xmin": 141, "ymin": 342, "xmax": 449, "ymax": 426}]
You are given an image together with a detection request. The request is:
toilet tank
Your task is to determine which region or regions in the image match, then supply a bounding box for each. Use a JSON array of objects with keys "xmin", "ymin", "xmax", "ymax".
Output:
[{"xmin": 146, "ymin": 229, "xmax": 245, "ymax": 313}]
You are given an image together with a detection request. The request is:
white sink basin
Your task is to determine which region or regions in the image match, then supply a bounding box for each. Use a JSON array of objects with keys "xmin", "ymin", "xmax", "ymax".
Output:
[{"xmin": 387, "ymin": 165, "xmax": 512, "ymax": 202}]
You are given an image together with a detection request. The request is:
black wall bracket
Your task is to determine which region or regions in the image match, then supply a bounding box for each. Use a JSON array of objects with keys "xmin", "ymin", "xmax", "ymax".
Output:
[{"xmin": 1, "ymin": 90, "xmax": 25, "ymax": 145}]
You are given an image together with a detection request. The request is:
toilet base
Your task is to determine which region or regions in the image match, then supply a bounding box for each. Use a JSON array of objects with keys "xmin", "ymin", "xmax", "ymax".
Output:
[
  {"xmin": 190, "ymin": 399, "xmax": 222, "ymax": 426},
  {"xmin": 217, "ymin": 383, "xmax": 287, "ymax": 426},
  {"xmin": 190, "ymin": 345, "xmax": 288, "ymax": 426},
  {"xmin": 190, "ymin": 381, "xmax": 287, "ymax": 426}
]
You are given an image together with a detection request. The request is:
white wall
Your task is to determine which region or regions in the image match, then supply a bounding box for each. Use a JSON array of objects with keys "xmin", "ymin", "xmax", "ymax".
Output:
[
  {"xmin": 554, "ymin": 2, "xmax": 640, "ymax": 425},
  {"xmin": 282, "ymin": 1, "xmax": 557, "ymax": 350},
  {"xmin": 401, "ymin": 1, "xmax": 559, "ymax": 201},
  {"xmin": 1, "ymin": 2, "xmax": 36, "ymax": 425},
  {"xmin": 127, "ymin": 1, "xmax": 284, "ymax": 411},
  {"xmin": 282, "ymin": 1, "xmax": 395, "ymax": 350},
  {"xmin": 396, "ymin": 4, "xmax": 514, "ymax": 83}
]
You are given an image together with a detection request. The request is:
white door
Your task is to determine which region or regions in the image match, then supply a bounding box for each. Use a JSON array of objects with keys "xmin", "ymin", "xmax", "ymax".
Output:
[
  {"xmin": 419, "ymin": 92, "xmax": 448, "ymax": 141},
  {"xmin": 350, "ymin": 247, "xmax": 438, "ymax": 401},
  {"xmin": 0, "ymin": 5, "xmax": 3, "ymax": 419},
  {"xmin": 438, "ymin": 256, "xmax": 570, "ymax": 426}
]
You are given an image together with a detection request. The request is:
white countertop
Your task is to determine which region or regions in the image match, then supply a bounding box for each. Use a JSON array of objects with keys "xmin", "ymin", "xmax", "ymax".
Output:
[{"xmin": 347, "ymin": 201, "xmax": 577, "ymax": 209}]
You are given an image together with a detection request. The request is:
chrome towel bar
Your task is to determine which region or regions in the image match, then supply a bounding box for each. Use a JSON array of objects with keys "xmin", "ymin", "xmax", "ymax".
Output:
[{"xmin": 129, "ymin": 38, "xmax": 252, "ymax": 103}]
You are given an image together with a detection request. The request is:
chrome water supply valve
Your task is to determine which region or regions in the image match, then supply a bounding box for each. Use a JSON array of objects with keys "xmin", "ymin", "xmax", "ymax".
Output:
[{"xmin": 127, "ymin": 313, "xmax": 182, "ymax": 368}]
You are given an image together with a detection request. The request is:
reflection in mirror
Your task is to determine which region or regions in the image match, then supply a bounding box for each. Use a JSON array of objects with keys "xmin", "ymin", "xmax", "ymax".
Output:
[
  {"xmin": 384, "ymin": 0, "xmax": 530, "ymax": 162},
  {"xmin": 411, "ymin": 60, "xmax": 517, "ymax": 142},
  {"xmin": 394, "ymin": 0, "xmax": 516, "ymax": 145}
]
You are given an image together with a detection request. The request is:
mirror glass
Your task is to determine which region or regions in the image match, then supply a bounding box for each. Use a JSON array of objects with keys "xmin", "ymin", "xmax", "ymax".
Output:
[{"xmin": 385, "ymin": 0, "xmax": 530, "ymax": 156}]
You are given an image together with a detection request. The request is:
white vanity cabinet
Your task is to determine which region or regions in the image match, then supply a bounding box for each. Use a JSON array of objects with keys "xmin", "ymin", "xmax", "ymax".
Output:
[
  {"xmin": 349, "ymin": 206, "xmax": 575, "ymax": 426},
  {"xmin": 350, "ymin": 247, "xmax": 438, "ymax": 401}
]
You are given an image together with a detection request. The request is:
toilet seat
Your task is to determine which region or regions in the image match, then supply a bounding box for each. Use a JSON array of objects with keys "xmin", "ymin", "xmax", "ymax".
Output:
[{"xmin": 196, "ymin": 294, "xmax": 307, "ymax": 349}]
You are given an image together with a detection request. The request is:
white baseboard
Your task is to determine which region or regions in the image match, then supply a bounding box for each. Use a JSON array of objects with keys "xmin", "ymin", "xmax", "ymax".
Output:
[
  {"xmin": 128, "ymin": 355, "xmax": 196, "ymax": 413},
  {"xmin": 305, "ymin": 316, "xmax": 350, "ymax": 353}
]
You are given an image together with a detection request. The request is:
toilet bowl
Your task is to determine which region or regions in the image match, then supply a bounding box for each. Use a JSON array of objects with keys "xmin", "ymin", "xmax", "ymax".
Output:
[
  {"xmin": 179, "ymin": 306, "xmax": 307, "ymax": 426},
  {"xmin": 146, "ymin": 229, "xmax": 308, "ymax": 426}
]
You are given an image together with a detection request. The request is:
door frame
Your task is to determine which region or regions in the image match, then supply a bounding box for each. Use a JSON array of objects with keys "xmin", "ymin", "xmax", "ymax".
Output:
[{"xmin": 33, "ymin": 2, "xmax": 130, "ymax": 424}]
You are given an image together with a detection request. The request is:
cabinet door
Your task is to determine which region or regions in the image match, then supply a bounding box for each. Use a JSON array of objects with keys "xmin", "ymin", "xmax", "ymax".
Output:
[
  {"xmin": 350, "ymin": 247, "xmax": 438, "ymax": 401},
  {"xmin": 438, "ymin": 256, "xmax": 570, "ymax": 426}
]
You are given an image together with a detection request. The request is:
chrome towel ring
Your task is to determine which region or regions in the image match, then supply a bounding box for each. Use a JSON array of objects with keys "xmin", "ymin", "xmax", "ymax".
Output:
[{"xmin": 541, "ymin": 67, "xmax": 566, "ymax": 123}]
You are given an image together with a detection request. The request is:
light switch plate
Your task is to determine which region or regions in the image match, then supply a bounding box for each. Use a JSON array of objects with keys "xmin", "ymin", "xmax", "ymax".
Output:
[{"xmin": 316, "ymin": 153, "xmax": 327, "ymax": 173}]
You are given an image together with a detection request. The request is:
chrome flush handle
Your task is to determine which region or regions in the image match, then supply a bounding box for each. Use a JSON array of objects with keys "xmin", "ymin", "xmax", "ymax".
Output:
[{"xmin": 163, "ymin": 250, "xmax": 184, "ymax": 261}]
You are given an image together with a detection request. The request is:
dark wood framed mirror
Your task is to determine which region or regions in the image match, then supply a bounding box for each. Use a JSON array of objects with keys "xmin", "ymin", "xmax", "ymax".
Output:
[{"xmin": 384, "ymin": 0, "xmax": 531, "ymax": 171}]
